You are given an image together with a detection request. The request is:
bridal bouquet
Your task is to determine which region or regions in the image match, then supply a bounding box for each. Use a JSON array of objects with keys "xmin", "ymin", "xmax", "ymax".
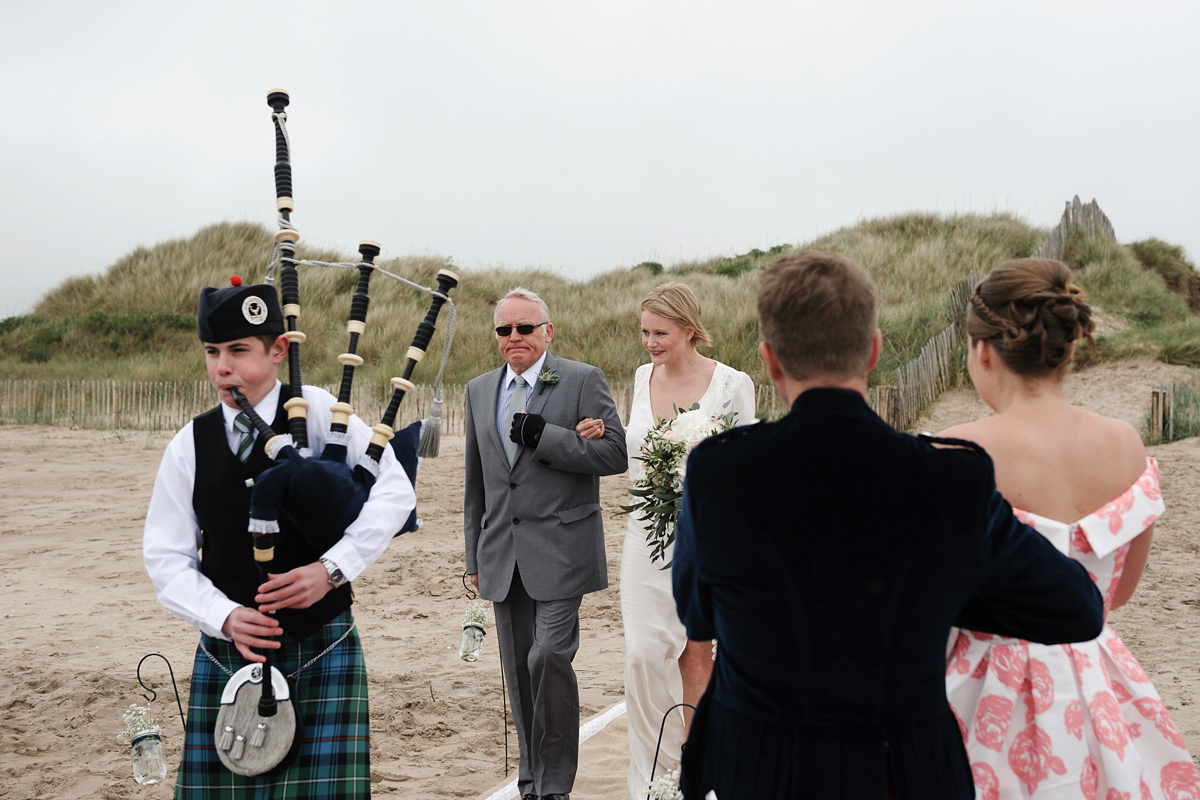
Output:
[{"xmin": 621, "ymin": 402, "xmax": 737, "ymax": 565}]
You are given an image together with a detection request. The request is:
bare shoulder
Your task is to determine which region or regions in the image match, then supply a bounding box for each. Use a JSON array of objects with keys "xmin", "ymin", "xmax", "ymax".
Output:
[
  {"xmin": 936, "ymin": 416, "xmax": 1004, "ymax": 452},
  {"xmin": 1079, "ymin": 409, "xmax": 1146, "ymax": 476}
]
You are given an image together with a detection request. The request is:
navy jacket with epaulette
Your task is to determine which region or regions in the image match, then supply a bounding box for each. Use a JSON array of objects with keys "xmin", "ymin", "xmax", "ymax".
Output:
[{"xmin": 672, "ymin": 387, "xmax": 1104, "ymax": 800}]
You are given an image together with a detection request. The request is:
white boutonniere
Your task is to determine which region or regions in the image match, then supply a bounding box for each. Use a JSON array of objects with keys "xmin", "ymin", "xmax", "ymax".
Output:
[{"xmin": 538, "ymin": 368, "xmax": 560, "ymax": 395}]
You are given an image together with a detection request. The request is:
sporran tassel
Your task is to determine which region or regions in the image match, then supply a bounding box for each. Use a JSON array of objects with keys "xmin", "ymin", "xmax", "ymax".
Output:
[
  {"xmin": 231, "ymin": 733, "xmax": 246, "ymax": 760},
  {"xmin": 251, "ymin": 721, "xmax": 267, "ymax": 748},
  {"xmin": 218, "ymin": 723, "xmax": 235, "ymax": 752}
]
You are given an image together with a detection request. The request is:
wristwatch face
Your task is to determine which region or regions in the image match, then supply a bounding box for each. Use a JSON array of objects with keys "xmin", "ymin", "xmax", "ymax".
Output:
[{"xmin": 322, "ymin": 559, "xmax": 347, "ymax": 588}]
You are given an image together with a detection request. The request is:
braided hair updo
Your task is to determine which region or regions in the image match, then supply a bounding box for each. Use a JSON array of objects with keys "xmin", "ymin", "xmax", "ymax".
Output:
[{"xmin": 967, "ymin": 258, "xmax": 1096, "ymax": 376}]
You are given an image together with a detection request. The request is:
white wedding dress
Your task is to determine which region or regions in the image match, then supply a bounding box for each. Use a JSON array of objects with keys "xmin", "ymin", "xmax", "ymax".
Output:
[{"xmin": 621, "ymin": 360, "xmax": 756, "ymax": 799}]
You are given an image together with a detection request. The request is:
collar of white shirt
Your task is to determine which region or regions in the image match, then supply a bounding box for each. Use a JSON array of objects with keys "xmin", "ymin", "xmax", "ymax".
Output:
[
  {"xmin": 502, "ymin": 351, "xmax": 549, "ymax": 391},
  {"xmin": 221, "ymin": 380, "xmax": 283, "ymax": 434}
]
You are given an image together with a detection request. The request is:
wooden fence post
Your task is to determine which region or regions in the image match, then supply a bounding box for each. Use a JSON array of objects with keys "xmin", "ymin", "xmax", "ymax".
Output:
[{"xmin": 1150, "ymin": 386, "xmax": 1165, "ymax": 443}]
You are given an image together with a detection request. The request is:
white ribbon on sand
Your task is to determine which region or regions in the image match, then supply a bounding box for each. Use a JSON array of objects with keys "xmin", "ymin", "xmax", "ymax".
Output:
[{"xmin": 481, "ymin": 702, "xmax": 628, "ymax": 800}]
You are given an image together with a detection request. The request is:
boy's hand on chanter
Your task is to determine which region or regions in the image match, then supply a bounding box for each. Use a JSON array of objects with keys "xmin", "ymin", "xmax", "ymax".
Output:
[
  {"xmin": 223, "ymin": 607, "xmax": 282, "ymax": 663},
  {"xmin": 256, "ymin": 563, "xmax": 332, "ymax": 613}
]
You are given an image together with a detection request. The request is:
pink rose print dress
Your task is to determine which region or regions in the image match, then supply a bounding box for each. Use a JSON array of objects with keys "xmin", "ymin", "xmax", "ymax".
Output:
[{"xmin": 946, "ymin": 458, "xmax": 1200, "ymax": 799}]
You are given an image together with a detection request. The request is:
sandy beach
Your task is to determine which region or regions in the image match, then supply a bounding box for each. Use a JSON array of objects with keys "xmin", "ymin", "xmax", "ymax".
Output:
[{"xmin": 2, "ymin": 357, "xmax": 1198, "ymax": 799}]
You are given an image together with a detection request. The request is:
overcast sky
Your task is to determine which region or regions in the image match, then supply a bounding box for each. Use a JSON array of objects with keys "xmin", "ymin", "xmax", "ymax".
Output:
[{"xmin": 1, "ymin": 0, "xmax": 1196, "ymax": 318}]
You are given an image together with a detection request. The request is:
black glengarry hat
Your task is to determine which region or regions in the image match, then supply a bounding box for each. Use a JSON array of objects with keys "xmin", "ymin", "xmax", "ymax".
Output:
[{"xmin": 197, "ymin": 277, "xmax": 285, "ymax": 343}]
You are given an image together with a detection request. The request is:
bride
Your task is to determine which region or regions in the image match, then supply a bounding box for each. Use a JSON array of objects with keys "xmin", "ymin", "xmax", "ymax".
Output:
[{"xmin": 616, "ymin": 282, "xmax": 755, "ymax": 799}]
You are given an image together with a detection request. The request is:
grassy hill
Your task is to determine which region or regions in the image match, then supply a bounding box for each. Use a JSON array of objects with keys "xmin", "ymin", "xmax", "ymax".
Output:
[{"xmin": 1, "ymin": 215, "xmax": 1196, "ymax": 392}]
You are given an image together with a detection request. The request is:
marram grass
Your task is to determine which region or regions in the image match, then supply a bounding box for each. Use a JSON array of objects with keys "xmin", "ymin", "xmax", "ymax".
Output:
[{"xmin": 2, "ymin": 215, "xmax": 1197, "ymax": 397}]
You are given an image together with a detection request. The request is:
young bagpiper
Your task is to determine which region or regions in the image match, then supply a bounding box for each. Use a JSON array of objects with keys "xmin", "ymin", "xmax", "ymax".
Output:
[{"xmin": 143, "ymin": 280, "xmax": 414, "ymax": 797}]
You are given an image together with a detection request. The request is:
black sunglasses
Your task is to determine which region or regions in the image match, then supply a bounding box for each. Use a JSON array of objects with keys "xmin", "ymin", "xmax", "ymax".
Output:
[{"xmin": 495, "ymin": 322, "xmax": 548, "ymax": 337}]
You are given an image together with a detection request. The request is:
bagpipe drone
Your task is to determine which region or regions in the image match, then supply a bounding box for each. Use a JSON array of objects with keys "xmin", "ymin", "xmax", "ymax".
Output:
[{"xmin": 212, "ymin": 89, "xmax": 459, "ymax": 777}]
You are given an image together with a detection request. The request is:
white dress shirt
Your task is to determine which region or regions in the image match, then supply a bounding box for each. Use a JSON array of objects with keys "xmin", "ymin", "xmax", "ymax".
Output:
[
  {"xmin": 495, "ymin": 350, "xmax": 548, "ymax": 437},
  {"xmin": 143, "ymin": 381, "xmax": 416, "ymax": 639}
]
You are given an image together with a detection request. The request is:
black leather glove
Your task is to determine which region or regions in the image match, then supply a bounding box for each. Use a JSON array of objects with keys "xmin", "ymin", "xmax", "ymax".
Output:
[{"xmin": 509, "ymin": 412, "xmax": 546, "ymax": 448}]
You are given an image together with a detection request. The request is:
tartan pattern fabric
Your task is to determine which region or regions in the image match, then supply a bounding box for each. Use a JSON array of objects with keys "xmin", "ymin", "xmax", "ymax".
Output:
[{"xmin": 173, "ymin": 611, "xmax": 371, "ymax": 798}]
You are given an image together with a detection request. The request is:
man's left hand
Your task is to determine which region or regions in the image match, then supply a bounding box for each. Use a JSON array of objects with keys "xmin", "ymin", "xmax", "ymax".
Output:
[
  {"xmin": 510, "ymin": 412, "xmax": 546, "ymax": 447},
  {"xmin": 256, "ymin": 563, "xmax": 331, "ymax": 612}
]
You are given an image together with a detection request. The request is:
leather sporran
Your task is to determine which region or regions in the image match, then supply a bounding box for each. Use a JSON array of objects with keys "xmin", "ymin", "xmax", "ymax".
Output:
[{"xmin": 213, "ymin": 663, "xmax": 302, "ymax": 776}]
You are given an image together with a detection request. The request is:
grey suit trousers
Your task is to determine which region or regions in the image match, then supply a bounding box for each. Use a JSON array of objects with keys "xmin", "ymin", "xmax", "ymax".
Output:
[{"xmin": 494, "ymin": 565, "xmax": 583, "ymax": 797}]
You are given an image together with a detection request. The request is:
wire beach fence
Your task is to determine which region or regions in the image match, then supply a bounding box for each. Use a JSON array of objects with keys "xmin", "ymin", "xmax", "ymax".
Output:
[
  {"xmin": 0, "ymin": 379, "xmax": 468, "ymax": 436},
  {"xmin": 0, "ymin": 378, "xmax": 783, "ymax": 435}
]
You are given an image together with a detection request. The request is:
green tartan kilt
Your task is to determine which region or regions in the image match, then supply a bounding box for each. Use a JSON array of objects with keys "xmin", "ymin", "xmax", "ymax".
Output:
[{"xmin": 173, "ymin": 611, "xmax": 370, "ymax": 799}]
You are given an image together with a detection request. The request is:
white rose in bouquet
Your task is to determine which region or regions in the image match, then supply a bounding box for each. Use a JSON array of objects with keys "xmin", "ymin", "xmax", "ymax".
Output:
[{"xmin": 670, "ymin": 408, "xmax": 721, "ymax": 448}]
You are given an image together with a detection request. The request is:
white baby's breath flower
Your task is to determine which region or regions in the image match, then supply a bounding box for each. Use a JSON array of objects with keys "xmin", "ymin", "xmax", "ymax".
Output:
[
  {"xmin": 646, "ymin": 769, "xmax": 683, "ymax": 800},
  {"xmin": 462, "ymin": 601, "xmax": 489, "ymax": 628},
  {"xmin": 119, "ymin": 703, "xmax": 160, "ymax": 744}
]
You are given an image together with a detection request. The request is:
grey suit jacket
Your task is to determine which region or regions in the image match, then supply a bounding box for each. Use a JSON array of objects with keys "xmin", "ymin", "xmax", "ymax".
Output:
[{"xmin": 464, "ymin": 353, "xmax": 627, "ymax": 602}]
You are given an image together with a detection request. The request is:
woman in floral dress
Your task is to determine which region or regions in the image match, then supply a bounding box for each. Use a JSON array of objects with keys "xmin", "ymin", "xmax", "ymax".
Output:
[{"xmin": 940, "ymin": 258, "xmax": 1199, "ymax": 798}]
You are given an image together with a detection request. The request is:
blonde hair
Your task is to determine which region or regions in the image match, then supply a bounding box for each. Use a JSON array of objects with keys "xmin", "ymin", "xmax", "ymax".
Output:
[{"xmin": 640, "ymin": 282, "xmax": 712, "ymax": 348}]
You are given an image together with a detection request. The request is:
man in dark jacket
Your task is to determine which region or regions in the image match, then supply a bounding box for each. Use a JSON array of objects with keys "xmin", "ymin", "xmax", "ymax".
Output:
[{"xmin": 672, "ymin": 251, "xmax": 1104, "ymax": 799}]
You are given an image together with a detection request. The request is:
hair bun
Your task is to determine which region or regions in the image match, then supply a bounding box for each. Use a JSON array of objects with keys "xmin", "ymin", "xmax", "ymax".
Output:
[{"xmin": 967, "ymin": 259, "xmax": 1095, "ymax": 376}]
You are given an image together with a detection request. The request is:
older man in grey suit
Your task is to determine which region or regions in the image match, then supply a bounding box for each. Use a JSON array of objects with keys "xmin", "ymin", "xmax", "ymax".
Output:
[{"xmin": 464, "ymin": 287, "xmax": 627, "ymax": 800}]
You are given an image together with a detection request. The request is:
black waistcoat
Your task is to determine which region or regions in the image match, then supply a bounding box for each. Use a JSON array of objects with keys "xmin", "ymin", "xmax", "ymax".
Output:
[{"xmin": 193, "ymin": 387, "xmax": 352, "ymax": 640}]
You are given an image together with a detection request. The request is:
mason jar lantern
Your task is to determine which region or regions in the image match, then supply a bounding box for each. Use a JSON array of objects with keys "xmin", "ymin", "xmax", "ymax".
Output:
[
  {"xmin": 459, "ymin": 623, "xmax": 485, "ymax": 662},
  {"xmin": 131, "ymin": 729, "xmax": 168, "ymax": 785}
]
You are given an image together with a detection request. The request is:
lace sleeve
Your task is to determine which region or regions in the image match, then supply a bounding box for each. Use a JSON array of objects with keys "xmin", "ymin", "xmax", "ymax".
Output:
[
  {"xmin": 634, "ymin": 362, "xmax": 651, "ymax": 398},
  {"xmin": 709, "ymin": 363, "xmax": 757, "ymax": 427}
]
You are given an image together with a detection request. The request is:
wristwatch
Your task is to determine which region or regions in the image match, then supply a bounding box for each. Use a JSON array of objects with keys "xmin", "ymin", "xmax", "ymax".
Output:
[{"xmin": 320, "ymin": 558, "xmax": 348, "ymax": 589}]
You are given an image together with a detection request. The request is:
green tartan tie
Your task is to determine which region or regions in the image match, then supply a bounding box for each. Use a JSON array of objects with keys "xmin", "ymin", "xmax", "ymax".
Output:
[{"xmin": 234, "ymin": 412, "xmax": 255, "ymax": 463}]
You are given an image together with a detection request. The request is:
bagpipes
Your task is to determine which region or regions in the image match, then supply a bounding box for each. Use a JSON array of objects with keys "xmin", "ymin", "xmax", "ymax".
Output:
[{"xmin": 213, "ymin": 89, "xmax": 459, "ymax": 777}]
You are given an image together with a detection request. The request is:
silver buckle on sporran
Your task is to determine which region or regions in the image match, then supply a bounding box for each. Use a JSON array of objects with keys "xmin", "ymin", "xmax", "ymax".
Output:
[{"xmin": 213, "ymin": 663, "xmax": 301, "ymax": 776}]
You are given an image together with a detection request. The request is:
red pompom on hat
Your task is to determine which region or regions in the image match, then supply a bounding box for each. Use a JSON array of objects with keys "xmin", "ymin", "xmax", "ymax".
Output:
[{"xmin": 230, "ymin": 275, "xmax": 243, "ymax": 286}]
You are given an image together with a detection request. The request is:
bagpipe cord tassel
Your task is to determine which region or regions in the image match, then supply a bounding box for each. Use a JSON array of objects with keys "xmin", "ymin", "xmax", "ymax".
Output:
[{"xmin": 418, "ymin": 294, "xmax": 456, "ymax": 458}]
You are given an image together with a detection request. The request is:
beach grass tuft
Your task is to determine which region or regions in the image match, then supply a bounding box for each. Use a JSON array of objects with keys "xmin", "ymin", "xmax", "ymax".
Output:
[{"xmin": 1, "ymin": 214, "xmax": 1196, "ymax": 395}]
